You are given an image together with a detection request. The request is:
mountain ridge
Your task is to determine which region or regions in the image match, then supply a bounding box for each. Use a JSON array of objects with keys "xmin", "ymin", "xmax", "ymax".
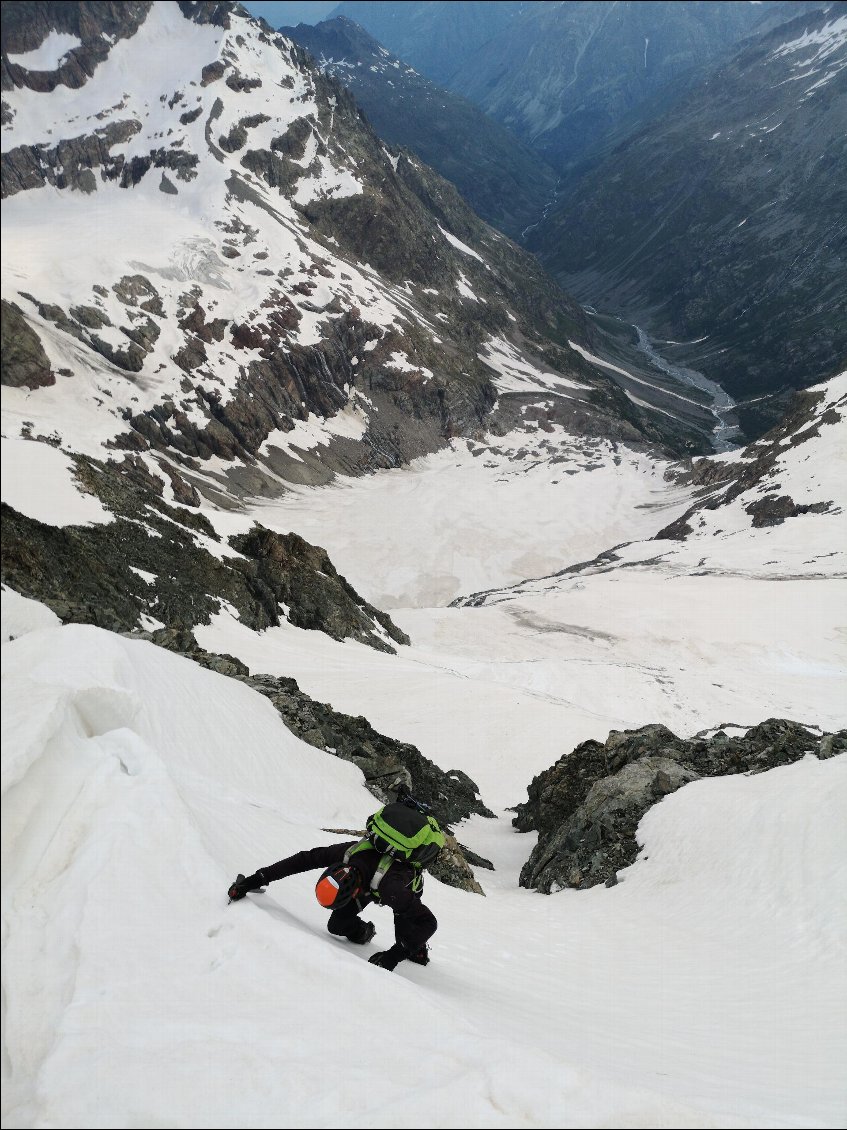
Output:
[
  {"xmin": 528, "ymin": 3, "xmax": 847, "ymax": 435},
  {"xmin": 279, "ymin": 14, "xmax": 559, "ymax": 239}
]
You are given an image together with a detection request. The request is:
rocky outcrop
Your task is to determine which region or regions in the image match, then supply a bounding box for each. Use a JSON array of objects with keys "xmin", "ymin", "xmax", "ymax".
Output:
[
  {"xmin": 0, "ymin": 299, "xmax": 54, "ymax": 388},
  {"xmin": 0, "ymin": 121, "xmax": 202, "ymax": 199},
  {"xmin": 282, "ymin": 17, "xmax": 558, "ymax": 240},
  {"xmin": 0, "ymin": 447, "xmax": 409, "ymax": 654},
  {"xmin": 228, "ymin": 527, "xmax": 409, "ymax": 653},
  {"xmin": 656, "ymin": 381, "xmax": 844, "ymax": 541},
  {"xmin": 1, "ymin": 1, "xmax": 152, "ymax": 93},
  {"xmin": 126, "ymin": 627, "xmax": 493, "ymax": 891},
  {"xmin": 515, "ymin": 719, "xmax": 846, "ymax": 892}
]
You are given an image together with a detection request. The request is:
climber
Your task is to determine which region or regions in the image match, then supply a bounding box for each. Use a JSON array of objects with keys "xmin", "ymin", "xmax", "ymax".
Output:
[{"xmin": 228, "ymin": 789, "xmax": 444, "ymax": 971}]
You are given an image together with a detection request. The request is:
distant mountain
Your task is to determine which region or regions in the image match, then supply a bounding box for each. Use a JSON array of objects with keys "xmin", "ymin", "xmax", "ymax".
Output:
[
  {"xmin": 459, "ymin": 1, "xmax": 782, "ymax": 168},
  {"xmin": 331, "ymin": 0, "xmax": 529, "ymax": 86},
  {"xmin": 334, "ymin": 1, "xmax": 817, "ymax": 174},
  {"xmin": 2, "ymin": 0, "xmax": 713, "ymax": 651},
  {"xmin": 528, "ymin": 4, "xmax": 847, "ymax": 435},
  {"xmin": 281, "ymin": 16, "xmax": 558, "ymax": 239}
]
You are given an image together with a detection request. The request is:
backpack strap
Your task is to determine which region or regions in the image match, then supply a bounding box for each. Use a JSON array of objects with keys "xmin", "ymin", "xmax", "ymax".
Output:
[
  {"xmin": 343, "ymin": 839, "xmax": 373, "ymax": 865},
  {"xmin": 343, "ymin": 837, "xmax": 424, "ymax": 898},
  {"xmin": 343, "ymin": 839, "xmax": 395, "ymax": 898},
  {"xmin": 369, "ymin": 853, "xmax": 394, "ymax": 894}
]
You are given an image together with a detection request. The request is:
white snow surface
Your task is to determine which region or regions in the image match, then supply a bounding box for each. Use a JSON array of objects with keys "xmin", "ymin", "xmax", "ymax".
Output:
[
  {"xmin": 2, "ymin": 6, "xmax": 846, "ymax": 1124},
  {"xmin": 0, "ymin": 435, "xmax": 112, "ymax": 526},
  {"xmin": 0, "ymin": 2, "xmax": 457, "ymax": 460},
  {"xmin": 6, "ymin": 30, "xmax": 82, "ymax": 72},
  {"xmin": 2, "ymin": 591, "xmax": 846, "ymax": 1129},
  {"xmin": 4, "ymin": 377, "xmax": 844, "ymax": 1127},
  {"xmin": 438, "ymin": 224, "xmax": 486, "ymax": 263},
  {"xmin": 479, "ymin": 335, "xmax": 586, "ymax": 397}
]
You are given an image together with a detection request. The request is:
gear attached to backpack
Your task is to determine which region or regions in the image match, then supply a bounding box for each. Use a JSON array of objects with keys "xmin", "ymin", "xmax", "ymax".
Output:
[
  {"xmin": 315, "ymin": 862, "xmax": 363, "ymax": 909},
  {"xmin": 343, "ymin": 798, "xmax": 445, "ymax": 896},
  {"xmin": 314, "ymin": 791, "xmax": 445, "ymax": 910}
]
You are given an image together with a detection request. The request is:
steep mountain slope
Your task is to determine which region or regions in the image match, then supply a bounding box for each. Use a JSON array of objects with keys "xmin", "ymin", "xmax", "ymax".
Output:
[
  {"xmin": 279, "ymin": 15, "xmax": 558, "ymax": 239},
  {"xmin": 336, "ymin": 1, "xmax": 815, "ymax": 174},
  {"xmin": 4, "ymin": 592, "xmax": 844, "ymax": 1127},
  {"xmin": 1, "ymin": 0, "xmax": 716, "ymax": 649},
  {"xmin": 1, "ymin": 0, "xmax": 696, "ymax": 485},
  {"xmin": 1, "ymin": 7, "xmax": 844, "ymax": 1126},
  {"xmin": 529, "ymin": 5, "xmax": 847, "ymax": 435},
  {"xmin": 332, "ymin": 0, "xmax": 530, "ymax": 87},
  {"xmin": 452, "ymin": 0, "xmax": 785, "ymax": 170}
]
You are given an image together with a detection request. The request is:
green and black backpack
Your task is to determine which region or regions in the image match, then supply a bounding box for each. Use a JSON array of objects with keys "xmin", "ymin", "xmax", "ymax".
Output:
[{"xmin": 343, "ymin": 801, "xmax": 445, "ymax": 895}]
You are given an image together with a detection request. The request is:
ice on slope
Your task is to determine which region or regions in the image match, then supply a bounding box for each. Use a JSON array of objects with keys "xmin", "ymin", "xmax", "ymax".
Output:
[
  {"xmin": 2, "ymin": 589, "xmax": 845, "ymax": 1129},
  {"xmin": 480, "ymin": 335, "xmax": 586, "ymax": 397},
  {"xmin": 2, "ymin": 3, "xmax": 223, "ymax": 149},
  {"xmin": 204, "ymin": 428, "xmax": 691, "ymax": 608}
]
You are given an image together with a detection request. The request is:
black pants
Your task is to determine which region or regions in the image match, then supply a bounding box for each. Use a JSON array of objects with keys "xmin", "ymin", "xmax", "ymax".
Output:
[
  {"xmin": 327, "ymin": 894, "xmax": 437, "ymax": 950},
  {"xmin": 328, "ymin": 895, "xmax": 375, "ymax": 941}
]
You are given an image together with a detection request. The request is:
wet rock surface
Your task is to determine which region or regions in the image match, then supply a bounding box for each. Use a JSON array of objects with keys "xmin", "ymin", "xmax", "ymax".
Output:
[{"xmin": 515, "ymin": 719, "xmax": 846, "ymax": 892}]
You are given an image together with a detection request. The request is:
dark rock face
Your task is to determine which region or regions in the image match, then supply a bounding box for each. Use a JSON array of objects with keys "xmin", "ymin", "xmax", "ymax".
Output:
[
  {"xmin": 455, "ymin": 1, "xmax": 803, "ymax": 172},
  {"xmin": 1, "ymin": 1, "xmax": 152, "ymax": 93},
  {"xmin": 0, "ymin": 449, "xmax": 409, "ymax": 654},
  {"xmin": 234, "ymin": 667, "xmax": 492, "ymax": 826},
  {"xmin": 515, "ymin": 719, "xmax": 846, "ymax": 892},
  {"xmin": 744, "ymin": 495, "xmax": 833, "ymax": 528},
  {"xmin": 282, "ymin": 17, "xmax": 558, "ymax": 240},
  {"xmin": 228, "ymin": 527, "xmax": 409, "ymax": 653},
  {"xmin": 333, "ymin": 0, "xmax": 526, "ymax": 88},
  {"xmin": 0, "ymin": 299, "xmax": 54, "ymax": 388},
  {"xmin": 0, "ymin": 121, "xmax": 202, "ymax": 199},
  {"xmin": 338, "ymin": 1, "xmax": 787, "ymax": 171}
]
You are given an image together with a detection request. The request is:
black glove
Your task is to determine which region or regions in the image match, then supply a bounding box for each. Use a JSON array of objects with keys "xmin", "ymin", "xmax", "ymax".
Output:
[
  {"xmin": 407, "ymin": 944, "xmax": 430, "ymax": 966},
  {"xmin": 368, "ymin": 943, "xmax": 407, "ymax": 971},
  {"xmin": 227, "ymin": 871, "xmax": 265, "ymax": 901}
]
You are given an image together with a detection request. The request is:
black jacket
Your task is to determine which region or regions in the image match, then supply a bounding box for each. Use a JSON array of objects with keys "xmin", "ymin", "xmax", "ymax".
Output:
[{"xmin": 259, "ymin": 842, "xmax": 437, "ymax": 952}]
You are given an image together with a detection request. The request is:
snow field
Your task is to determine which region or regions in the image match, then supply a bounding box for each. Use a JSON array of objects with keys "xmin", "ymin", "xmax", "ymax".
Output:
[
  {"xmin": 194, "ymin": 569, "xmax": 844, "ymax": 813},
  {"xmin": 1, "ymin": 3, "xmax": 447, "ymax": 466},
  {"xmin": 0, "ymin": 436, "xmax": 112, "ymax": 526},
  {"xmin": 205, "ymin": 432, "xmax": 692, "ymax": 609},
  {"xmin": 2, "ymin": 590, "xmax": 845, "ymax": 1128}
]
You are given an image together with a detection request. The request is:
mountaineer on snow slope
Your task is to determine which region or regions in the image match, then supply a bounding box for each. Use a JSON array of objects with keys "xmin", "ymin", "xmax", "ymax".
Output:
[{"xmin": 228, "ymin": 790, "xmax": 445, "ymax": 971}]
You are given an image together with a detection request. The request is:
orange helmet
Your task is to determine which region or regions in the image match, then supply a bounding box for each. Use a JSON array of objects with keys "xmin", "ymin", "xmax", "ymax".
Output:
[{"xmin": 315, "ymin": 863, "xmax": 362, "ymax": 909}]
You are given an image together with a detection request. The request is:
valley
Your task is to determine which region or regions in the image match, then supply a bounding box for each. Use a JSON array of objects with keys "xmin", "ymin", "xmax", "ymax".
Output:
[{"xmin": 1, "ymin": 3, "xmax": 845, "ymax": 1128}]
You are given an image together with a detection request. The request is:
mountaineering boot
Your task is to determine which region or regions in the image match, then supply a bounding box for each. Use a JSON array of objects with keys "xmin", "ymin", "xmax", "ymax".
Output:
[
  {"xmin": 407, "ymin": 944, "xmax": 430, "ymax": 966},
  {"xmin": 368, "ymin": 943, "xmax": 407, "ymax": 971},
  {"xmin": 346, "ymin": 919, "xmax": 376, "ymax": 944}
]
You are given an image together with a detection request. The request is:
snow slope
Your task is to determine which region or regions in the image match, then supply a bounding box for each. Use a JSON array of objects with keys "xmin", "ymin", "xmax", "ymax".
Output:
[{"xmin": 3, "ymin": 589, "xmax": 845, "ymax": 1129}]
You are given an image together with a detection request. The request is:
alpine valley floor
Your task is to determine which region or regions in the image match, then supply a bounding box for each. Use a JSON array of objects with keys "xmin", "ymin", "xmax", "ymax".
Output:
[{"xmin": 3, "ymin": 379, "xmax": 846, "ymax": 1129}]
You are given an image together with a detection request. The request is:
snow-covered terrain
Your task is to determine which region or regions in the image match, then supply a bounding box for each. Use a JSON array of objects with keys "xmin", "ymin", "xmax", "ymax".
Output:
[
  {"xmin": 2, "ymin": 4, "xmax": 846, "ymax": 1128},
  {"xmin": 3, "ymin": 1, "xmax": 596, "ymax": 483},
  {"xmin": 3, "ymin": 371, "xmax": 845, "ymax": 1127},
  {"xmin": 3, "ymin": 589, "xmax": 845, "ymax": 1130}
]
